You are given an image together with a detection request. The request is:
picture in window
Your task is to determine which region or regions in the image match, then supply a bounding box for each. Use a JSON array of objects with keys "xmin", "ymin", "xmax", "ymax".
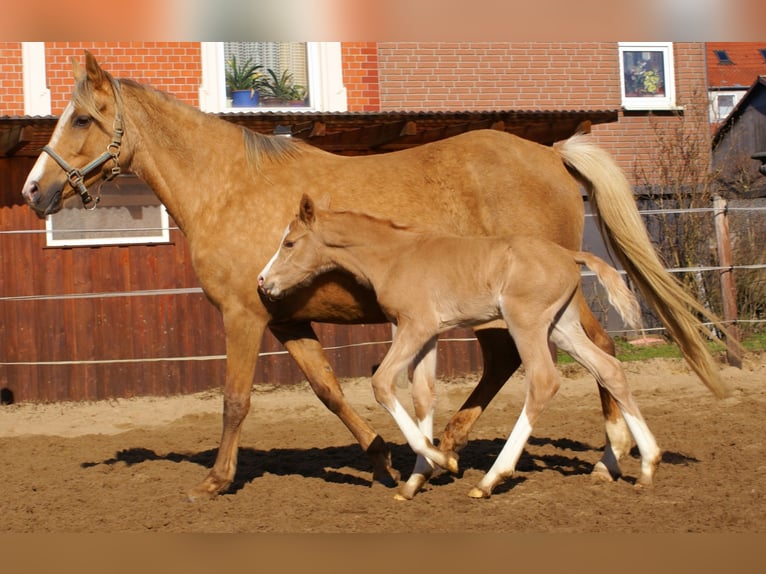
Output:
[{"xmin": 622, "ymin": 50, "xmax": 666, "ymax": 98}]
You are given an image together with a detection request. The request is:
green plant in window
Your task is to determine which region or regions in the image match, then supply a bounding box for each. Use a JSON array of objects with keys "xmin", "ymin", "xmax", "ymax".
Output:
[
  {"xmin": 225, "ymin": 55, "xmax": 266, "ymax": 97},
  {"xmin": 260, "ymin": 68, "xmax": 307, "ymax": 103}
]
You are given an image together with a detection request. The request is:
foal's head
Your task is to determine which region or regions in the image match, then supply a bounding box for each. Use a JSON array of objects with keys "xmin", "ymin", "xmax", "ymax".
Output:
[{"xmin": 258, "ymin": 194, "xmax": 330, "ymax": 300}]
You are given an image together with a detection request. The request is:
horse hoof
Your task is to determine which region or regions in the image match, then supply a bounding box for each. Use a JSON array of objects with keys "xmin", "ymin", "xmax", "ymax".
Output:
[
  {"xmin": 635, "ymin": 476, "xmax": 654, "ymax": 490},
  {"xmin": 442, "ymin": 451, "xmax": 459, "ymax": 474},
  {"xmin": 467, "ymin": 486, "xmax": 490, "ymax": 499},
  {"xmin": 373, "ymin": 468, "xmax": 401, "ymax": 489},
  {"xmin": 398, "ymin": 474, "xmax": 427, "ymax": 500},
  {"xmin": 394, "ymin": 492, "xmax": 413, "ymax": 501},
  {"xmin": 591, "ymin": 461, "xmax": 616, "ymax": 483},
  {"xmin": 186, "ymin": 483, "xmax": 220, "ymax": 502}
]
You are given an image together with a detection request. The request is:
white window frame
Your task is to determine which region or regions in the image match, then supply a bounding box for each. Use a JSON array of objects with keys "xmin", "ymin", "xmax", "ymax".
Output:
[
  {"xmin": 22, "ymin": 42, "xmax": 51, "ymax": 116},
  {"xmin": 618, "ymin": 42, "xmax": 677, "ymax": 111},
  {"xmin": 198, "ymin": 42, "xmax": 347, "ymax": 113},
  {"xmin": 44, "ymin": 175, "xmax": 171, "ymax": 248}
]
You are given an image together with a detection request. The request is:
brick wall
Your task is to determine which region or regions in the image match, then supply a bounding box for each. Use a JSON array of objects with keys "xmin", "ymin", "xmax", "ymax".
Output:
[
  {"xmin": 0, "ymin": 43, "xmax": 24, "ymax": 115},
  {"xmin": 376, "ymin": 42, "xmax": 710, "ymax": 185},
  {"xmin": 341, "ymin": 42, "xmax": 380, "ymax": 111},
  {"xmin": 377, "ymin": 42, "xmax": 621, "ymax": 110},
  {"xmin": 45, "ymin": 42, "xmax": 201, "ymax": 114}
]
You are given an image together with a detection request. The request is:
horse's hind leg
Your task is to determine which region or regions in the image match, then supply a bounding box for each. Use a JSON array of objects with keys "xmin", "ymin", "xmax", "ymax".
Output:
[
  {"xmin": 553, "ymin": 308, "xmax": 661, "ymax": 487},
  {"xmin": 437, "ymin": 325, "xmax": 520, "ymax": 455},
  {"xmin": 270, "ymin": 321, "xmax": 400, "ymax": 487},
  {"xmin": 578, "ymin": 295, "xmax": 633, "ymax": 482},
  {"xmin": 469, "ymin": 327, "xmax": 561, "ymax": 499},
  {"xmin": 397, "ymin": 337, "xmax": 439, "ymax": 500},
  {"xmin": 188, "ymin": 309, "xmax": 267, "ymax": 501}
]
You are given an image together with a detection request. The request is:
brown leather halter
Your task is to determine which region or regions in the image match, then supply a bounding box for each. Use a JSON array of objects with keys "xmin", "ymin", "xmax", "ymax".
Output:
[{"xmin": 41, "ymin": 79, "xmax": 124, "ymax": 209}]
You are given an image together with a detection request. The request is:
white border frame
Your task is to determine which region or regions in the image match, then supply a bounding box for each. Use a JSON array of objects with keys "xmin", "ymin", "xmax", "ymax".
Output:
[
  {"xmin": 198, "ymin": 42, "xmax": 347, "ymax": 113},
  {"xmin": 618, "ymin": 42, "xmax": 677, "ymax": 111}
]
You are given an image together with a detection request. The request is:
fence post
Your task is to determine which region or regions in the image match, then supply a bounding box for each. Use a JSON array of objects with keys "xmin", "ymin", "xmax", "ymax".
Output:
[{"xmin": 712, "ymin": 195, "xmax": 742, "ymax": 368}]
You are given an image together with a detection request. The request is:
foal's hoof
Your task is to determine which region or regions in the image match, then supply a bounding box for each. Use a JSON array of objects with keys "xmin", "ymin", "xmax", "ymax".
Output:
[
  {"xmin": 467, "ymin": 486, "xmax": 491, "ymax": 499},
  {"xmin": 441, "ymin": 451, "xmax": 459, "ymax": 475},
  {"xmin": 591, "ymin": 461, "xmax": 617, "ymax": 483},
  {"xmin": 396, "ymin": 473, "xmax": 428, "ymax": 500}
]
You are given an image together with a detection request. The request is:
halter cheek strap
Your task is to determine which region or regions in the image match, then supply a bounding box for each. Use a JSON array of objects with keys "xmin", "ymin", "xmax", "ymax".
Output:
[{"xmin": 42, "ymin": 79, "xmax": 124, "ymax": 209}]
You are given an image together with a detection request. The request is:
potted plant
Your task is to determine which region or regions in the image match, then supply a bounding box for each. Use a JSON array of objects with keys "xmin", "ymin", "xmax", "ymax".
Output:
[
  {"xmin": 260, "ymin": 68, "xmax": 307, "ymax": 106},
  {"xmin": 225, "ymin": 55, "xmax": 265, "ymax": 107}
]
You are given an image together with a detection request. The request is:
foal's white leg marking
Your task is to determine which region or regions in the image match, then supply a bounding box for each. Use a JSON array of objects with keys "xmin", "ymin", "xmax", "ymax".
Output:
[
  {"xmin": 469, "ymin": 407, "xmax": 532, "ymax": 498},
  {"xmin": 621, "ymin": 411, "xmax": 661, "ymax": 486},
  {"xmin": 593, "ymin": 417, "xmax": 633, "ymax": 482},
  {"xmin": 396, "ymin": 340, "xmax": 439, "ymax": 500},
  {"xmin": 386, "ymin": 401, "xmax": 453, "ymax": 471},
  {"xmin": 551, "ymin": 313, "xmax": 661, "ymax": 487}
]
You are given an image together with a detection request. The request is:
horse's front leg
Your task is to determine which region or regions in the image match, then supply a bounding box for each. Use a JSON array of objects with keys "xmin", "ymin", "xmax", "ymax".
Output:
[
  {"xmin": 373, "ymin": 327, "xmax": 458, "ymax": 481},
  {"xmin": 188, "ymin": 309, "xmax": 266, "ymax": 501},
  {"xmin": 437, "ymin": 325, "xmax": 519, "ymax": 455},
  {"xmin": 270, "ymin": 321, "xmax": 400, "ymax": 487},
  {"xmin": 397, "ymin": 337, "xmax": 439, "ymax": 501}
]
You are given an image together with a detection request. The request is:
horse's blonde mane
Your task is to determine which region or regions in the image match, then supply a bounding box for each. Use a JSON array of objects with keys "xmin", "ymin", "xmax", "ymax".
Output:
[{"xmin": 71, "ymin": 67, "xmax": 308, "ymax": 173}]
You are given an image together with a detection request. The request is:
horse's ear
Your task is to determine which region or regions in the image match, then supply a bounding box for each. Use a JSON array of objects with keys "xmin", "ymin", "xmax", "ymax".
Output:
[
  {"xmin": 72, "ymin": 57, "xmax": 85, "ymax": 82},
  {"xmin": 82, "ymin": 51, "xmax": 109, "ymax": 88},
  {"xmin": 299, "ymin": 194, "xmax": 316, "ymax": 226}
]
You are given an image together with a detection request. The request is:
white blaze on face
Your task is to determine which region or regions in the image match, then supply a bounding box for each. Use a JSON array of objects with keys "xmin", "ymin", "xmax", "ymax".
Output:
[
  {"xmin": 25, "ymin": 102, "xmax": 75, "ymax": 185},
  {"xmin": 258, "ymin": 223, "xmax": 292, "ymax": 283}
]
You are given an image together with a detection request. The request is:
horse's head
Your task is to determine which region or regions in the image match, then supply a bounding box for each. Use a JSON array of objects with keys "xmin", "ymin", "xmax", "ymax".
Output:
[
  {"xmin": 22, "ymin": 51, "xmax": 127, "ymax": 217},
  {"xmin": 258, "ymin": 194, "xmax": 331, "ymax": 300}
]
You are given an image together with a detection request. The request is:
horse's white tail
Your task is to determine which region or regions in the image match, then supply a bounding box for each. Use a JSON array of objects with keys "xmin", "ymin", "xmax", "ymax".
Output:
[
  {"xmin": 555, "ymin": 133, "xmax": 733, "ymax": 398},
  {"xmin": 575, "ymin": 252, "xmax": 642, "ymax": 331}
]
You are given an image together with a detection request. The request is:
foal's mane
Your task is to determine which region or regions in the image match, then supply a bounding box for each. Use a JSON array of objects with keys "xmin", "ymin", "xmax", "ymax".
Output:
[{"xmin": 327, "ymin": 208, "xmax": 424, "ymax": 234}]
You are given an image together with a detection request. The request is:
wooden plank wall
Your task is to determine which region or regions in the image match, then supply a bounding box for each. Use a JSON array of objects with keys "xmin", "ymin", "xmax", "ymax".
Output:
[{"xmin": 1, "ymin": 158, "xmax": 482, "ymax": 403}]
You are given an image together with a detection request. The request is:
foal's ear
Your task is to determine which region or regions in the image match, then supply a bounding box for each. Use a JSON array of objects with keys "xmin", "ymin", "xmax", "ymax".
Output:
[{"xmin": 299, "ymin": 194, "xmax": 316, "ymax": 226}]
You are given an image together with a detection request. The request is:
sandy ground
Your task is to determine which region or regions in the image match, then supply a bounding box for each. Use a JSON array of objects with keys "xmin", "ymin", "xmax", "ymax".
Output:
[{"xmin": 0, "ymin": 353, "xmax": 764, "ymax": 534}]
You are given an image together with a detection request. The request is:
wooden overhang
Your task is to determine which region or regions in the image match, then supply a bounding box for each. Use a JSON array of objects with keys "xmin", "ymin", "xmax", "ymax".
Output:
[{"xmin": 0, "ymin": 109, "xmax": 619, "ymax": 159}]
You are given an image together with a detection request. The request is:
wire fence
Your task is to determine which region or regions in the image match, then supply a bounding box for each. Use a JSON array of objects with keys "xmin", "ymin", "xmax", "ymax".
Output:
[{"xmin": 1, "ymin": 204, "xmax": 764, "ymax": 367}]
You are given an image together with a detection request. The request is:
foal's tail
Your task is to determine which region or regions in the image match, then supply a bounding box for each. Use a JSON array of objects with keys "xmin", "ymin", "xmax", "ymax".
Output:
[
  {"xmin": 555, "ymin": 133, "xmax": 733, "ymax": 398},
  {"xmin": 574, "ymin": 252, "xmax": 642, "ymax": 331}
]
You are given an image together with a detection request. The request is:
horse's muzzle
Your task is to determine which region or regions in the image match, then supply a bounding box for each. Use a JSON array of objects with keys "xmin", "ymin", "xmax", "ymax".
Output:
[{"xmin": 21, "ymin": 179, "xmax": 63, "ymax": 217}]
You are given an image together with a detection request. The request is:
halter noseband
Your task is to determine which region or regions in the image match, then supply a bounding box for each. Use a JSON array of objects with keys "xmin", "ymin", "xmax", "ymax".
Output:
[{"xmin": 42, "ymin": 79, "xmax": 124, "ymax": 209}]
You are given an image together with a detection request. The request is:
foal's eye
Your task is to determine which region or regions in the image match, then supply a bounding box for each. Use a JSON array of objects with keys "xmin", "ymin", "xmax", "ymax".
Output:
[
  {"xmin": 72, "ymin": 115, "xmax": 92, "ymax": 129},
  {"xmin": 283, "ymin": 240, "xmax": 295, "ymax": 249}
]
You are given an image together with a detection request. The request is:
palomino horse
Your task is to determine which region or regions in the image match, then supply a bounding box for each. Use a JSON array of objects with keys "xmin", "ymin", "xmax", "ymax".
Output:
[
  {"xmin": 258, "ymin": 195, "xmax": 661, "ymax": 498},
  {"xmin": 22, "ymin": 52, "xmax": 728, "ymax": 500}
]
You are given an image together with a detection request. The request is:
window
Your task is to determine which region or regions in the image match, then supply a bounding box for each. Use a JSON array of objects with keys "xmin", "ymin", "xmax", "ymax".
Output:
[
  {"xmin": 716, "ymin": 94, "xmax": 735, "ymax": 120},
  {"xmin": 199, "ymin": 42, "xmax": 347, "ymax": 113},
  {"xmin": 45, "ymin": 175, "xmax": 170, "ymax": 247},
  {"xmin": 618, "ymin": 42, "xmax": 677, "ymax": 111},
  {"xmin": 714, "ymin": 50, "xmax": 733, "ymax": 64}
]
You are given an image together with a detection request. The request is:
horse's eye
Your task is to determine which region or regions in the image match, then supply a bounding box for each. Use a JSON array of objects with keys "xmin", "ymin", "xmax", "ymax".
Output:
[
  {"xmin": 72, "ymin": 115, "xmax": 92, "ymax": 129},
  {"xmin": 283, "ymin": 240, "xmax": 295, "ymax": 249}
]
